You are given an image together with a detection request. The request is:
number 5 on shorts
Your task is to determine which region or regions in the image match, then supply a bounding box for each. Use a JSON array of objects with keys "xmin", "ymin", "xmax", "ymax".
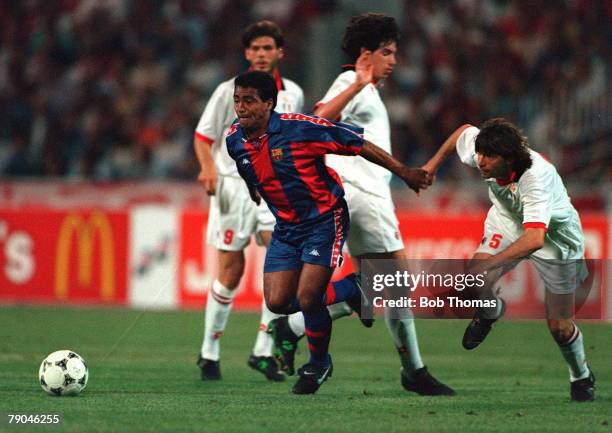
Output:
[{"xmin": 489, "ymin": 233, "xmax": 503, "ymax": 249}]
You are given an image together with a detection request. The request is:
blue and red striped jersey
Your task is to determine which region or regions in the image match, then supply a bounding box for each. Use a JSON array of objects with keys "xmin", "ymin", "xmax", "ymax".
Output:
[{"xmin": 226, "ymin": 111, "xmax": 364, "ymax": 224}]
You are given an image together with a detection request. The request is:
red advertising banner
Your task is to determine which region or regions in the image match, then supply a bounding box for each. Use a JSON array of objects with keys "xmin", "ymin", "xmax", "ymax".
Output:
[
  {"xmin": 177, "ymin": 211, "xmax": 609, "ymax": 317},
  {"xmin": 0, "ymin": 208, "xmax": 128, "ymax": 305},
  {"xmin": 0, "ymin": 205, "xmax": 608, "ymax": 319},
  {"xmin": 178, "ymin": 208, "xmax": 266, "ymax": 310}
]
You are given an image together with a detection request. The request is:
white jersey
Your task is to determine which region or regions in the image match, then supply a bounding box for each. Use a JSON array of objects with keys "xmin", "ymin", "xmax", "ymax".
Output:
[
  {"xmin": 195, "ymin": 74, "xmax": 304, "ymax": 177},
  {"xmin": 457, "ymin": 126, "xmax": 580, "ymax": 231},
  {"xmin": 318, "ymin": 70, "xmax": 392, "ymax": 196}
]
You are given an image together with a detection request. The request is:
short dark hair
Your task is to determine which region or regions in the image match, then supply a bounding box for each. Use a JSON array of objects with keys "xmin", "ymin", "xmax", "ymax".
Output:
[
  {"xmin": 342, "ymin": 13, "xmax": 399, "ymax": 61},
  {"xmin": 241, "ymin": 20, "xmax": 284, "ymax": 48},
  {"xmin": 475, "ymin": 118, "xmax": 533, "ymax": 173},
  {"xmin": 234, "ymin": 71, "xmax": 278, "ymax": 110}
]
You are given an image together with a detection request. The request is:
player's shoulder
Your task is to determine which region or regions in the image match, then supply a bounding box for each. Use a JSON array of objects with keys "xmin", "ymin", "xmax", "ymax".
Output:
[
  {"xmin": 224, "ymin": 120, "xmax": 242, "ymax": 155},
  {"xmin": 279, "ymin": 113, "xmax": 334, "ymax": 129},
  {"xmin": 226, "ymin": 120, "xmax": 241, "ymax": 140},
  {"xmin": 337, "ymin": 69, "xmax": 356, "ymax": 81},
  {"xmin": 211, "ymin": 76, "xmax": 237, "ymax": 96},
  {"xmin": 329, "ymin": 70, "xmax": 356, "ymax": 89},
  {"xmin": 281, "ymin": 77, "xmax": 303, "ymax": 95},
  {"xmin": 519, "ymin": 149, "xmax": 557, "ymax": 184},
  {"xmin": 459, "ymin": 125, "xmax": 480, "ymax": 143},
  {"xmin": 318, "ymin": 70, "xmax": 357, "ymax": 106}
]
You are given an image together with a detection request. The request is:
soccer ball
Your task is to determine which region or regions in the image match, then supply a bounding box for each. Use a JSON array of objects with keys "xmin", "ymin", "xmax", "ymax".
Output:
[{"xmin": 39, "ymin": 350, "xmax": 89, "ymax": 396}]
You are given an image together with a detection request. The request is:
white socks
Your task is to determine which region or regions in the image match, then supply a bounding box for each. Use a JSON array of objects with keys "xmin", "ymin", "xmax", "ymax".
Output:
[
  {"xmin": 201, "ymin": 280, "xmax": 236, "ymax": 361},
  {"xmin": 384, "ymin": 307, "xmax": 424, "ymax": 375},
  {"xmin": 251, "ymin": 300, "xmax": 280, "ymax": 357},
  {"xmin": 287, "ymin": 302, "xmax": 353, "ymax": 337},
  {"xmin": 558, "ymin": 325, "xmax": 589, "ymax": 381}
]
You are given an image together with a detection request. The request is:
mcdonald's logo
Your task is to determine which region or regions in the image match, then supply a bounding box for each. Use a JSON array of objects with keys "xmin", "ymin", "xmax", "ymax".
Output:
[{"xmin": 54, "ymin": 211, "xmax": 115, "ymax": 300}]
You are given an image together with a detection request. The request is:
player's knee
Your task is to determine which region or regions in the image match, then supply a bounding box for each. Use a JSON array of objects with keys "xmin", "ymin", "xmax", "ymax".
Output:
[
  {"xmin": 266, "ymin": 300, "xmax": 287, "ymax": 315},
  {"xmin": 297, "ymin": 293, "xmax": 321, "ymax": 314},
  {"xmin": 547, "ymin": 319, "xmax": 574, "ymax": 343},
  {"xmin": 265, "ymin": 293, "xmax": 291, "ymax": 315}
]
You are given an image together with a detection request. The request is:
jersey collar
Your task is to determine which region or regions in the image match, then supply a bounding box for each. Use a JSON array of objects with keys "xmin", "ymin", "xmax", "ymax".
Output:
[{"xmin": 495, "ymin": 170, "xmax": 517, "ymax": 186}]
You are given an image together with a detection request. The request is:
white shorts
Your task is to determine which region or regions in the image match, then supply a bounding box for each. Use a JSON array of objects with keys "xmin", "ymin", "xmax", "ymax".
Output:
[
  {"xmin": 343, "ymin": 182, "xmax": 404, "ymax": 257},
  {"xmin": 206, "ymin": 176, "xmax": 275, "ymax": 251},
  {"xmin": 476, "ymin": 206, "xmax": 587, "ymax": 294}
]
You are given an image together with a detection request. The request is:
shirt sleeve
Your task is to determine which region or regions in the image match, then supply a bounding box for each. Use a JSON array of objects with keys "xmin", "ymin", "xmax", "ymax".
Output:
[
  {"xmin": 280, "ymin": 113, "xmax": 364, "ymax": 156},
  {"xmin": 224, "ymin": 122, "xmax": 240, "ymax": 161},
  {"xmin": 195, "ymin": 82, "xmax": 233, "ymax": 146},
  {"xmin": 316, "ymin": 73, "xmax": 357, "ymax": 122},
  {"xmin": 519, "ymin": 168, "xmax": 552, "ymax": 229},
  {"xmin": 456, "ymin": 126, "xmax": 480, "ymax": 168},
  {"xmin": 323, "ymin": 121, "xmax": 365, "ymax": 155}
]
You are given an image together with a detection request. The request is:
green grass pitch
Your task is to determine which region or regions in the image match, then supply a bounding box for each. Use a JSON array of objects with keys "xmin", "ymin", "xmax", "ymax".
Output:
[{"xmin": 0, "ymin": 306, "xmax": 610, "ymax": 433}]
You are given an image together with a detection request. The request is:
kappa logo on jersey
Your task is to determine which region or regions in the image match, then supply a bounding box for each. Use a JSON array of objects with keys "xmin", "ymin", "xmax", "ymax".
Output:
[
  {"xmin": 271, "ymin": 148, "xmax": 283, "ymax": 161},
  {"xmin": 241, "ymin": 158, "xmax": 250, "ymax": 165},
  {"xmin": 308, "ymin": 249, "xmax": 320, "ymax": 256}
]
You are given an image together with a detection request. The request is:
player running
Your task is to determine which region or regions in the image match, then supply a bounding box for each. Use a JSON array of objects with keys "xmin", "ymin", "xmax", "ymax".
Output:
[
  {"xmin": 422, "ymin": 118, "xmax": 596, "ymax": 401},
  {"xmin": 227, "ymin": 70, "xmax": 431, "ymax": 394},
  {"xmin": 194, "ymin": 21, "xmax": 303, "ymax": 382},
  {"xmin": 268, "ymin": 13, "xmax": 455, "ymax": 396}
]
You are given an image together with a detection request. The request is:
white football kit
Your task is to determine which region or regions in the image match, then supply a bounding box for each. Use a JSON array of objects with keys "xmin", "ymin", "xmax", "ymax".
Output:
[
  {"xmin": 195, "ymin": 74, "xmax": 304, "ymax": 251},
  {"xmin": 318, "ymin": 70, "xmax": 403, "ymax": 256},
  {"xmin": 456, "ymin": 126, "xmax": 587, "ymax": 293}
]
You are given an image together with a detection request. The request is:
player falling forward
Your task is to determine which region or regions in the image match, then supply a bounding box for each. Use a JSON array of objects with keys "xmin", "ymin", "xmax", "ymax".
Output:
[
  {"xmin": 194, "ymin": 21, "xmax": 304, "ymax": 382},
  {"xmin": 268, "ymin": 13, "xmax": 455, "ymax": 396},
  {"xmin": 423, "ymin": 118, "xmax": 596, "ymax": 401},
  {"xmin": 227, "ymin": 71, "xmax": 431, "ymax": 394}
]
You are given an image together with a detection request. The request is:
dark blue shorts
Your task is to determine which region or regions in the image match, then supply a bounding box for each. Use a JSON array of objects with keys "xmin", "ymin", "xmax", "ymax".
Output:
[{"xmin": 264, "ymin": 201, "xmax": 349, "ymax": 273}]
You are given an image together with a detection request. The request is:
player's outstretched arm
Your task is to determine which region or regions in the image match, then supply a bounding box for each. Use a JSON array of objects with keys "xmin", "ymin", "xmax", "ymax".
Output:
[
  {"xmin": 360, "ymin": 140, "xmax": 432, "ymax": 193},
  {"xmin": 314, "ymin": 51, "xmax": 373, "ymax": 120},
  {"xmin": 194, "ymin": 136, "xmax": 218, "ymax": 195},
  {"xmin": 422, "ymin": 124, "xmax": 473, "ymax": 176}
]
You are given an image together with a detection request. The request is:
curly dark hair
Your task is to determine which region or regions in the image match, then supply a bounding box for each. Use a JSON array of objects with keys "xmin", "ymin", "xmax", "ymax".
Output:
[
  {"xmin": 241, "ymin": 20, "xmax": 284, "ymax": 48},
  {"xmin": 341, "ymin": 13, "xmax": 399, "ymax": 61},
  {"xmin": 234, "ymin": 71, "xmax": 277, "ymax": 111},
  {"xmin": 475, "ymin": 118, "xmax": 533, "ymax": 174}
]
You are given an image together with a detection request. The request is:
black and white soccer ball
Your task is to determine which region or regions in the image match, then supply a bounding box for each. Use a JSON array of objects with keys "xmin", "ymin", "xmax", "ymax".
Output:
[{"xmin": 39, "ymin": 350, "xmax": 88, "ymax": 396}]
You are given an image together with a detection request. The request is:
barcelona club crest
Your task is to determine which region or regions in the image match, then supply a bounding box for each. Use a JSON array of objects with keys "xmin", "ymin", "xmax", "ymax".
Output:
[{"xmin": 272, "ymin": 148, "xmax": 283, "ymax": 161}]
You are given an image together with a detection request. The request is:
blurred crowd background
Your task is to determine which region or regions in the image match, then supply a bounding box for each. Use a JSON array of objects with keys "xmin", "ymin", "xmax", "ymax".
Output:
[{"xmin": 0, "ymin": 0, "xmax": 609, "ymax": 201}]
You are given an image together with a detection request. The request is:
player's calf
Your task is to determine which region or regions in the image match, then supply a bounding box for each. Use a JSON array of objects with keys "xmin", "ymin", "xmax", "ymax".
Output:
[{"xmin": 549, "ymin": 320, "xmax": 594, "ymax": 401}]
